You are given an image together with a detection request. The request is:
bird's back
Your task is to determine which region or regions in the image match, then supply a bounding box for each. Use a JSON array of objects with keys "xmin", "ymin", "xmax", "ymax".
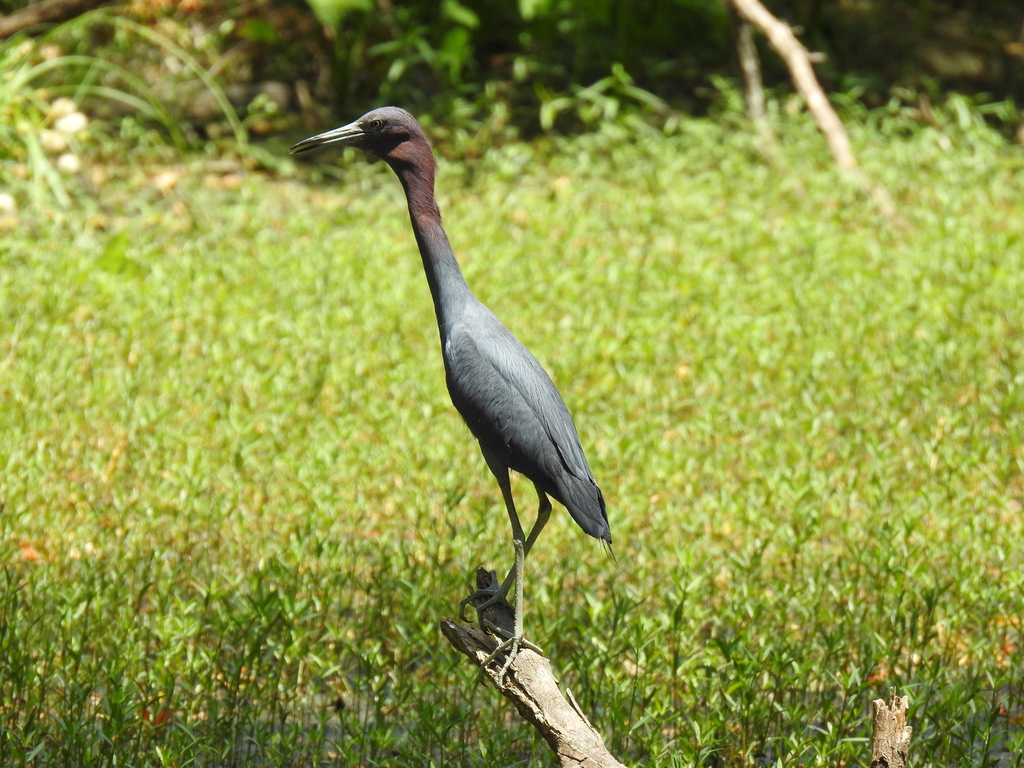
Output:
[{"xmin": 443, "ymin": 300, "xmax": 610, "ymax": 543}]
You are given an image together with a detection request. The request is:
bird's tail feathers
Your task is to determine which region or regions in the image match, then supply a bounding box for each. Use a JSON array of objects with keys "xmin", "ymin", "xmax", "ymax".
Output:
[
  {"xmin": 603, "ymin": 539, "xmax": 617, "ymax": 564},
  {"xmin": 560, "ymin": 474, "xmax": 611, "ymax": 544}
]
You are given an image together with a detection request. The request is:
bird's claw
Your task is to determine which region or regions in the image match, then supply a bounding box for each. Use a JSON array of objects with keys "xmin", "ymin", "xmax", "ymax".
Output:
[
  {"xmin": 459, "ymin": 567, "xmax": 540, "ymax": 684},
  {"xmin": 459, "ymin": 568, "xmax": 510, "ymax": 623},
  {"xmin": 479, "ymin": 624, "xmax": 542, "ymax": 685},
  {"xmin": 459, "ymin": 587, "xmax": 500, "ymax": 623},
  {"xmin": 485, "ymin": 635, "xmax": 521, "ymax": 684},
  {"xmin": 480, "ymin": 618, "xmax": 542, "ymax": 652},
  {"xmin": 460, "ymin": 589, "xmax": 505, "ymax": 618}
]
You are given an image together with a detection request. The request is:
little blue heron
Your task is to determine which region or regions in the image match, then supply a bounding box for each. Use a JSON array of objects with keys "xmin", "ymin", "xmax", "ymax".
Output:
[{"xmin": 290, "ymin": 107, "xmax": 610, "ymax": 674}]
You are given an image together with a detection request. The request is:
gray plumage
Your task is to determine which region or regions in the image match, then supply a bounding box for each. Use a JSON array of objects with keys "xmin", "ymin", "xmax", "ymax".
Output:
[
  {"xmin": 444, "ymin": 300, "xmax": 608, "ymax": 541},
  {"xmin": 291, "ymin": 110, "xmax": 609, "ymax": 675},
  {"xmin": 290, "ymin": 107, "xmax": 609, "ymax": 550}
]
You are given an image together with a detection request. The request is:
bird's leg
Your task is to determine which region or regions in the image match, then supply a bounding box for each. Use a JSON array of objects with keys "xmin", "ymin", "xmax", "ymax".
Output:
[
  {"xmin": 459, "ymin": 465, "xmax": 523, "ymax": 620},
  {"xmin": 488, "ymin": 492, "xmax": 550, "ymax": 665},
  {"xmin": 480, "ymin": 488, "xmax": 549, "ymax": 682},
  {"xmin": 496, "ymin": 490, "xmax": 551, "ymax": 598},
  {"xmin": 525, "ymin": 491, "xmax": 553, "ymax": 556},
  {"xmin": 459, "ymin": 460, "xmax": 543, "ymax": 682},
  {"xmin": 491, "ymin": 537, "xmax": 526, "ymax": 681}
]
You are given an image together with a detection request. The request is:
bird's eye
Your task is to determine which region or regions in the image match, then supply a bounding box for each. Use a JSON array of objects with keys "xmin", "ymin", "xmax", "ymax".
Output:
[{"xmin": 367, "ymin": 118, "xmax": 384, "ymax": 131}]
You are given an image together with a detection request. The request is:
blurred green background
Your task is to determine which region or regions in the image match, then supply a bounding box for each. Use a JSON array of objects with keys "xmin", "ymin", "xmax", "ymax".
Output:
[{"xmin": 1, "ymin": 1, "xmax": 1023, "ymax": 767}]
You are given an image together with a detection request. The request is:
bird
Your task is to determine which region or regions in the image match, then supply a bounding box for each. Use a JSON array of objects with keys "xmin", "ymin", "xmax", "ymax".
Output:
[{"xmin": 290, "ymin": 107, "xmax": 610, "ymax": 677}]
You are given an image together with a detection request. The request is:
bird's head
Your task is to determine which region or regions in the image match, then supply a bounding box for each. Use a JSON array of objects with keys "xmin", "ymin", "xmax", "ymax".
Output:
[{"xmin": 289, "ymin": 107, "xmax": 430, "ymax": 168}]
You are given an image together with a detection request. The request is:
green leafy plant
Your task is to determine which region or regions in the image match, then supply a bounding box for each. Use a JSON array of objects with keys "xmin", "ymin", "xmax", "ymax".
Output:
[
  {"xmin": 538, "ymin": 63, "xmax": 668, "ymax": 131},
  {"xmin": 0, "ymin": 36, "xmax": 109, "ymax": 209},
  {"xmin": 0, "ymin": 10, "xmax": 251, "ymax": 213},
  {"xmin": 2, "ymin": 103, "xmax": 1023, "ymax": 766}
]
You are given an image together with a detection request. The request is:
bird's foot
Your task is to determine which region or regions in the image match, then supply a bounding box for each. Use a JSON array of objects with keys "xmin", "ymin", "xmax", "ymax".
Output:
[
  {"xmin": 479, "ymin": 627, "xmax": 542, "ymax": 685},
  {"xmin": 458, "ymin": 568, "xmax": 509, "ymax": 623},
  {"xmin": 459, "ymin": 567, "xmax": 540, "ymax": 683}
]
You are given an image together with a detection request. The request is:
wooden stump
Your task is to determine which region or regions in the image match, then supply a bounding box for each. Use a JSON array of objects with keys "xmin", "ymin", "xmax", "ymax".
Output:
[
  {"xmin": 441, "ymin": 569, "xmax": 627, "ymax": 768},
  {"xmin": 870, "ymin": 690, "xmax": 912, "ymax": 768}
]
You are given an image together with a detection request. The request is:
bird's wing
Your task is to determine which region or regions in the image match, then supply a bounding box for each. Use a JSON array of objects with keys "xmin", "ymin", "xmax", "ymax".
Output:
[
  {"xmin": 443, "ymin": 303, "xmax": 592, "ymax": 484},
  {"xmin": 444, "ymin": 303, "xmax": 610, "ymax": 542}
]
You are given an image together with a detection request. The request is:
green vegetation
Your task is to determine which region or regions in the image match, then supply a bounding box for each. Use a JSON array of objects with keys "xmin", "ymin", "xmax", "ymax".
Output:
[
  {"xmin": 173, "ymin": 0, "xmax": 1024, "ymax": 127},
  {"xmin": 7, "ymin": 1, "xmax": 1024, "ymax": 148},
  {"xmin": 0, "ymin": 16, "xmax": 263, "ymax": 214},
  {"xmin": 2, "ymin": 106, "xmax": 1023, "ymax": 766}
]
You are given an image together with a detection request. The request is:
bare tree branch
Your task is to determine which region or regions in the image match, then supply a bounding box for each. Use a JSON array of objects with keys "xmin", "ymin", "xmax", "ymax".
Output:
[
  {"xmin": 736, "ymin": 20, "xmax": 767, "ymax": 125},
  {"xmin": 728, "ymin": 0, "xmax": 857, "ymax": 171},
  {"xmin": 0, "ymin": 0, "xmax": 111, "ymax": 39}
]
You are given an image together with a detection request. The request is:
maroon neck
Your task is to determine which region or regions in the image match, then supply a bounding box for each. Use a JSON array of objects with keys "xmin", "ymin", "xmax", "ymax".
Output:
[{"xmin": 387, "ymin": 144, "xmax": 473, "ymax": 338}]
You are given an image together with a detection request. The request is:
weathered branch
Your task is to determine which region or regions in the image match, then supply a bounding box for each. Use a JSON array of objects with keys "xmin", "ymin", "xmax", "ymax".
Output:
[
  {"xmin": 733, "ymin": 13, "xmax": 784, "ymax": 171},
  {"xmin": 728, "ymin": 0, "xmax": 856, "ymax": 171},
  {"xmin": 727, "ymin": 0, "xmax": 897, "ymax": 218},
  {"xmin": 0, "ymin": 0, "xmax": 111, "ymax": 38},
  {"xmin": 736, "ymin": 20, "xmax": 768, "ymax": 127},
  {"xmin": 441, "ymin": 569, "xmax": 627, "ymax": 768},
  {"xmin": 870, "ymin": 690, "xmax": 912, "ymax": 768}
]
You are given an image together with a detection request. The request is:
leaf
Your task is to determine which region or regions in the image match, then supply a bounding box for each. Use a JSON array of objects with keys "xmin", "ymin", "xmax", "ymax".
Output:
[
  {"xmin": 440, "ymin": 28, "xmax": 471, "ymax": 80},
  {"xmin": 305, "ymin": 0, "xmax": 372, "ymax": 29},
  {"xmin": 95, "ymin": 231, "xmax": 148, "ymax": 278},
  {"xmin": 239, "ymin": 19, "xmax": 277, "ymax": 44},
  {"xmin": 97, "ymin": 231, "xmax": 129, "ymax": 270},
  {"xmin": 442, "ymin": 0, "xmax": 479, "ymax": 28},
  {"xmin": 518, "ymin": 0, "xmax": 550, "ymax": 21}
]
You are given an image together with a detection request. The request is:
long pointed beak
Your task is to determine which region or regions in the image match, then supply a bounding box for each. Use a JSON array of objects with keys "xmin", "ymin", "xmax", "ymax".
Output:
[{"xmin": 289, "ymin": 120, "xmax": 363, "ymax": 155}]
